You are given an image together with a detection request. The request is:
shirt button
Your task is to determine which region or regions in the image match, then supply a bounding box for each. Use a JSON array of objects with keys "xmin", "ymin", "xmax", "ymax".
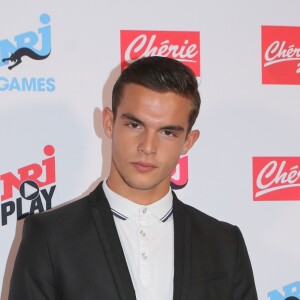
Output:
[
  {"xmin": 140, "ymin": 230, "xmax": 146, "ymax": 237},
  {"xmin": 141, "ymin": 252, "xmax": 148, "ymax": 259},
  {"xmin": 142, "ymin": 207, "xmax": 147, "ymax": 214}
]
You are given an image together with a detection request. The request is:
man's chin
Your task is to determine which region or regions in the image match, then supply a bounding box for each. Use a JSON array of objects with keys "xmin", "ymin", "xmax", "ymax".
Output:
[
  {"xmin": 124, "ymin": 176, "xmax": 165, "ymax": 192},
  {"xmin": 126, "ymin": 181, "xmax": 158, "ymax": 191}
]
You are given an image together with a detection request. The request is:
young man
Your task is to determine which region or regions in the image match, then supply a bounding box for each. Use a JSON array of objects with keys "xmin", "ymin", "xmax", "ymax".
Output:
[{"xmin": 9, "ymin": 57, "xmax": 258, "ymax": 300}]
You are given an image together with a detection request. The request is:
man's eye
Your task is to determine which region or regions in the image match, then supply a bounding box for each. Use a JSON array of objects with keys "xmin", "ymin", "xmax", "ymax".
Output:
[
  {"xmin": 162, "ymin": 130, "xmax": 176, "ymax": 137},
  {"xmin": 128, "ymin": 122, "xmax": 141, "ymax": 129}
]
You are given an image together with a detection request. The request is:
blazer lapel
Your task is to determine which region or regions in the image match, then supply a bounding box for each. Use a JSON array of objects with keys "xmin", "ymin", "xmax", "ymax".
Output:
[
  {"xmin": 173, "ymin": 193, "xmax": 191, "ymax": 300},
  {"xmin": 88, "ymin": 182, "xmax": 136, "ymax": 300}
]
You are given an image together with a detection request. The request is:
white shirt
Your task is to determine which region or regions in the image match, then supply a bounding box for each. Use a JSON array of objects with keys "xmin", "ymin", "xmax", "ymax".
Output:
[{"xmin": 103, "ymin": 180, "xmax": 174, "ymax": 300}]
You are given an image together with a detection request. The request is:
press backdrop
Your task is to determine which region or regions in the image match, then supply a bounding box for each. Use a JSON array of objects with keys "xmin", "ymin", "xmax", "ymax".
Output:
[{"xmin": 1, "ymin": 1, "xmax": 300, "ymax": 299}]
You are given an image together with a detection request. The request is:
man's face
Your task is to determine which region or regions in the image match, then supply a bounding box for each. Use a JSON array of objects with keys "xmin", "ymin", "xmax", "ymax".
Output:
[{"xmin": 103, "ymin": 83, "xmax": 199, "ymax": 203}]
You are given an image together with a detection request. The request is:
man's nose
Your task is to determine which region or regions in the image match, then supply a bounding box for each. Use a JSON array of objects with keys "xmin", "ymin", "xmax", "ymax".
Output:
[{"xmin": 137, "ymin": 131, "xmax": 157, "ymax": 155}]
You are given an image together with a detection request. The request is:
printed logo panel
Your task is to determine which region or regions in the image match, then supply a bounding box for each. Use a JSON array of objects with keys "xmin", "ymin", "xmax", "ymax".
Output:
[
  {"xmin": 120, "ymin": 30, "xmax": 200, "ymax": 76},
  {"xmin": 171, "ymin": 156, "xmax": 188, "ymax": 189},
  {"xmin": 262, "ymin": 26, "xmax": 300, "ymax": 85},
  {"xmin": 268, "ymin": 281, "xmax": 300, "ymax": 300},
  {"xmin": 0, "ymin": 13, "xmax": 55, "ymax": 92},
  {"xmin": 0, "ymin": 14, "xmax": 51, "ymax": 70},
  {"xmin": 253, "ymin": 157, "xmax": 300, "ymax": 201},
  {"xmin": 0, "ymin": 145, "xmax": 56, "ymax": 226}
]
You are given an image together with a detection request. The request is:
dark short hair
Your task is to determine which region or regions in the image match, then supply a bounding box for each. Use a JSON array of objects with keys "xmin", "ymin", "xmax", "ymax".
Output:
[{"xmin": 112, "ymin": 56, "xmax": 201, "ymax": 131}]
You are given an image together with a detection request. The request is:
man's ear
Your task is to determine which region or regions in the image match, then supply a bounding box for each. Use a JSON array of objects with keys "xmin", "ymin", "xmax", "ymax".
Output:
[
  {"xmin": 181, "ymin": 130, "xmax": 200, "ymax": 155},
  {"xmin": 103, "ymin": 107, "xmax": 114, "ymax": 138}
]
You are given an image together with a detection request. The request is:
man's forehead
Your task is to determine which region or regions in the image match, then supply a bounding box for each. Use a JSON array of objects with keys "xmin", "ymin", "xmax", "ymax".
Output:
[{"xmin": 120, "ymin": 84, "xmax": 191, "ymax": 107}]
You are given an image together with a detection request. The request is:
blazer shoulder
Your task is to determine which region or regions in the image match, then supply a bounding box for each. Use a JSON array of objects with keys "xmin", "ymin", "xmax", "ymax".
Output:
[
  {"xmin": 174, "ymin": 197, "xmax": 242, "ymax": 248},
  {"xmin": 176, "ymin": 198, "xmax": 235, "ymax": 229},
  {"xmin": 25, "ymin": 180, "xmax": 104, "ymax": 225},
  {"xmin": 25, "ymin": 194, "xmax": 90, "ymax": 226}
]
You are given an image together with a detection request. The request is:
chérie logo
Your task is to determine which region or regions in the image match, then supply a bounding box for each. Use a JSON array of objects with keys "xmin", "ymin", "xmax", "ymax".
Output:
[
  {"xmin": 261, "ymin": 26, "xmax": 300, "ymax": 85},
  {"xmin": 268, "ymin": 281, "xmax": 300, "ymax": 300},
  {"xmin": 0, "ymin": 145, "xmax": 56, "ymax": 226},
  {"xmin": 253, "ymin": 157, "xmax": 300, "ymax": 201},
  {"xmin": 120, "ymin": 30, "xmax": 200, "ymax": 76}
]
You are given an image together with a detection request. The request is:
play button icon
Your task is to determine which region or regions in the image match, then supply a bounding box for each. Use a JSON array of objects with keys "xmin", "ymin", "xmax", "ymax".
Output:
[{"xmin": 19, "ymin": 180, "xmax": 40, "ymax": 200}]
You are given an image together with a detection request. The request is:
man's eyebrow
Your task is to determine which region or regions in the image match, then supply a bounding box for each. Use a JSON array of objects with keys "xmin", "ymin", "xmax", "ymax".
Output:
[
  {"xmin": 160, "ymin": 125, "xmax": 185, "ymax": 132},
  {"xmin": 121, "ymin": 113, "xmax": 144, "ymax": 126},
  {"xmin": 120, "ymin": 113, "xmax": 185, "ymax": 132}
]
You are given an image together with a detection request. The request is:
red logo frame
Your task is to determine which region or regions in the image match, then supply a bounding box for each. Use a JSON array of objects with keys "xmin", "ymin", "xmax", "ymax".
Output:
[
  {"xmin": 253, "ymin": 157, "xmax": 300, "ymax": 201},
  {"xmin": 262, "ymin": 26, "xmax": 300, "ymax": 85},
  {"xmin": 120, "ymin": 30, "xmax": 200, "ymax": 76}
]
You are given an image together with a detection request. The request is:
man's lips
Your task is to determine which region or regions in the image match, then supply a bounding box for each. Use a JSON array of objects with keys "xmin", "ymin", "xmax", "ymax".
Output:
[{"xmin": 132, "ymin": 162, "xmax": 157, "ymax": 172}]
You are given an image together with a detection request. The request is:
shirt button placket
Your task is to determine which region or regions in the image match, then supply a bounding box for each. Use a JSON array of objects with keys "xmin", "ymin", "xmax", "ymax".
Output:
[{"xmin": 139, "ymin": 206, "xmax": 150, "ymax": 285}]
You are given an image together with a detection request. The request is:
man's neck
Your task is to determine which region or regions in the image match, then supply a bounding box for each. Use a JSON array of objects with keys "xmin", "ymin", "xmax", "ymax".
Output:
[{"xmin": 105, "ymin": 178, "xmax": 170, "ymax": 205}]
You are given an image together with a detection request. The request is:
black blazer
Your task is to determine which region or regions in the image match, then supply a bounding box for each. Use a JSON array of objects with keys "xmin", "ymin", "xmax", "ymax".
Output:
[{"xmin": 8, "ymin": 182, "xmax": 258, "ymax": 300}]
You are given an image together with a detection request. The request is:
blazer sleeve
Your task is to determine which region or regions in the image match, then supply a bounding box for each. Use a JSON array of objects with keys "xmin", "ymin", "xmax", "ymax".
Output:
[
  {"xmin": 8, "ymin": 215, "xmax": 58, "ymax": 300},
  {"xmin": 232, "ymin": 226, "xmax": 258, "ymax": 300}
]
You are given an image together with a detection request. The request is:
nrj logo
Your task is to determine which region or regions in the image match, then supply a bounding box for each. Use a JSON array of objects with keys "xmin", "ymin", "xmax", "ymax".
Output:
[
  {"xmin": 0, "ymin": 13, "xmax": 51, "ymax": 70},
  {"xmin": 120, "ymin": 30, "xmax": 200, "ymax": 77},
  {"xmin": 171, "ymin": 156, "xmax": 188, "ymax": 189},
  {"xmin": 268, "ymin": 281, "xmax": 300, "ymax": 300},
  {"xmin": 0, "ymin": 13, "xmax": 55, "ymax": 92},
  {"xmin": 253, "ymin": 157, "xmax": 300, "ymax": 201},
  {"xmin": 0, "ymin": 145, "xmax": 56, "ymax": 226}
]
